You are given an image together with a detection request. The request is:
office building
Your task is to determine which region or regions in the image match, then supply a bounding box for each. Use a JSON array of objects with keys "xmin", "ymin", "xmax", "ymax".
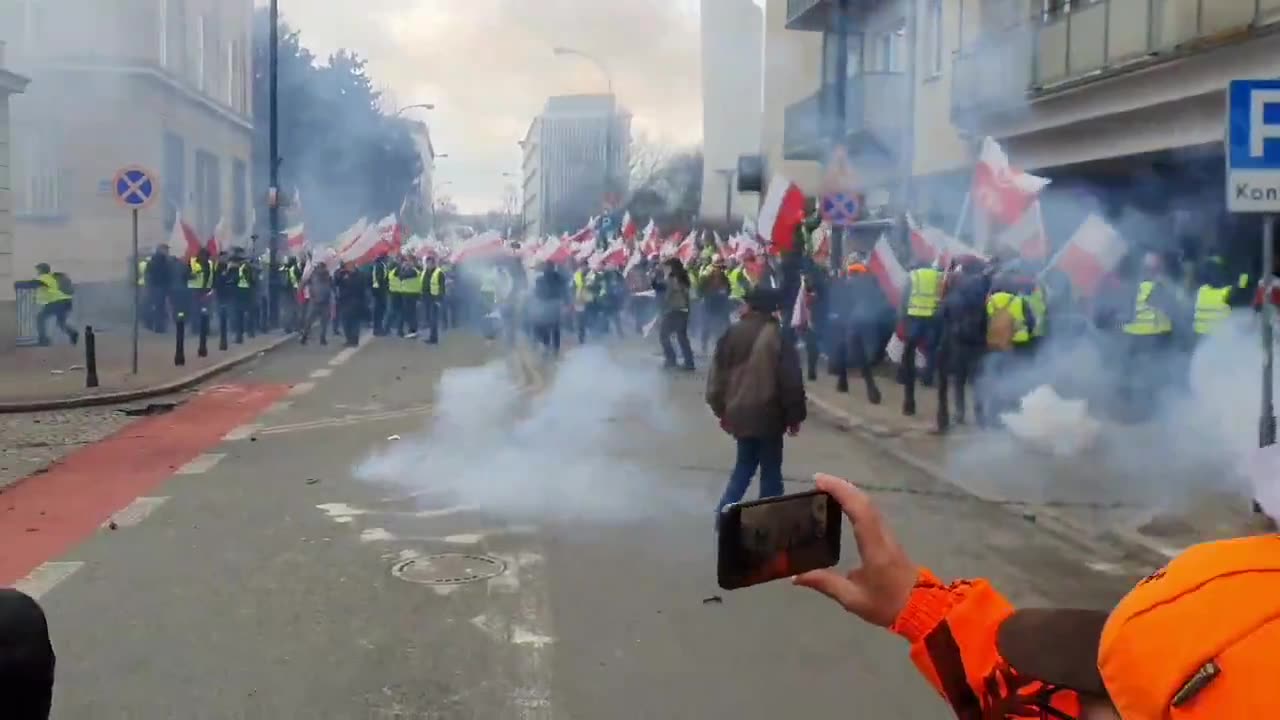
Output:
[
  {"xmin": 404, "ymin": 119, "xmax": 437, "ymax": 235},
  {"xmin": 0, "ymin": 40, "xmax": 29, "ymax": 312},
  {"xmin": 699, "ymin": 0, "xmax": 764, "ymax": 224},
  {"xmin": 0, "ymin": 0, "xmax": 254, "ymax": 283},
  {"xmin": 520, "ymin": 94, "xmax": 631, "ymax": 238}
]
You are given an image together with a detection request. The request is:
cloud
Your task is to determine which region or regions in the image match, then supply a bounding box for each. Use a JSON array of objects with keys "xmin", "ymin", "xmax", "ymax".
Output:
[{"xmin": 271, "ymin": 0, "xmax": 703, "ymax": 213}]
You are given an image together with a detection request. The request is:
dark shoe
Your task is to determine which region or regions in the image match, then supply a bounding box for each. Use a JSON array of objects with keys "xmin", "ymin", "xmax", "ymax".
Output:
[
  {"xmin": 300, "ymin": 336, "xmax": 308, "ymax": 345},
  {"xmin": 866, "ymin": 385, "xmax": 882, "ymax": 405},
  {"xmin": 902, "ymin": 400, "xmax": 916, "ymax": 416},
  {"xmin": 320, "ymin": 337, "xmax": 328, "ymax": 346},
  {"xmin": 807, "ymin": 370, "xmax": 818, "ymax": 382},
  {"xmin": 836, "ymin": 378, "xmax": 849, "ymax": 393}
]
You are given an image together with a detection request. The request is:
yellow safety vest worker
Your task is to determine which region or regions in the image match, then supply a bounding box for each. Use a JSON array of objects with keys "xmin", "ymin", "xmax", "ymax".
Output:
[
  {"xmin": 402, "ymin": 267, "xmax": 424, "ymax": 294},
  {"xmin": 1026, "ymin": 284, "xmax": 1048, "ymax": 338},
  {"xmin": 388, "ymin": 269, "xmax": 405, "ymax": 294},
  {"xmin": 728, "ymin": 267, "xmax": 749, "ymax": 300},
  {"xmin": 1193, "ymin": 284, "xmax": 1231, "ymax": 335},
  {"xmin": 1122, "ymin": 280, "xmax": 1173, "ymax": 335},
  {"xmin": 429, "ymin": 268, "xmax": 445, "ymax": 297},
  {"xmin": 287, "ymin": 266, "xmax": 301, "ymax": 289},
  {"xmin": 986, "ymin": 291, "xmax": 1031, "ymax": 345},
  {"xmin": 188, "ymin": 258, "xmax": 210, "ymax": 290},
  {"xmin": 35, "ymin": 273, "xmax": 70, "ymax": 306},
  {"xmin": 1238, "ymin": 273, "xmax": 1250, "ymax": 290},
  {"xmin": 574, "ymin": 270, "xmax": 595, "ymax": 303},
  {"xmin": 237, "ymin": 264, "xmax": 252, "ymax": 289},
  {"xmin": 906, "ymin": 268, "xmax": 943, "ymax": 318},
  {"xmin": 137, "ymin": 259, "xmax": 148, "ymax": 287}
]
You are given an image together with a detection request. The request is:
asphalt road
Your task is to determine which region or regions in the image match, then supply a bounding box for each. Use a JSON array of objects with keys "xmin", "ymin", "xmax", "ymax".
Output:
[{"xmin": 7, "ymin": 330, "xmax": 1154, "ymax": 719}]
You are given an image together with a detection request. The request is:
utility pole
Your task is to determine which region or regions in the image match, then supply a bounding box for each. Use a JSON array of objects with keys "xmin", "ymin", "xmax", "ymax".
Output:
[
  {"xmin": 715, "ymin": 168, "xmax": 736, "ymax": 225},
  {"xmin": 830, "ymin": 0, "xmax": 850, "ymax": 266},
  {"xmin": 267, "ymin": 0, "xmax": 281, "ymax": 327}
]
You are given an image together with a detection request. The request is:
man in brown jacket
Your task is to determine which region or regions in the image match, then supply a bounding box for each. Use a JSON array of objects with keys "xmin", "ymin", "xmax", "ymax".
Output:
[{"xmin": 706, "ymin": 287, "xmax": 808, "ymax": 524}]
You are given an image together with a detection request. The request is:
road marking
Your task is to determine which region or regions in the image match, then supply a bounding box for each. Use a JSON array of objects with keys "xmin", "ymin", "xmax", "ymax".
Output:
[
  {"xmin": 264, "ymin": 400, "xmax": 293, "ymax": 415},
  {"xmin": 175, "ymin": 453, "xmax": 226, "ymax": 475},
  {"xmin": 15, "ymin": 561, "xmax": 84, "ymax": 599},
  {"xmin": 316, "ymin": 503, "xmax": 476, "ymax": 521},
  {"xmin": 104, "ymin": 496, "xmax": 169, "ymax": 528},
  {"xmin": 359, "ymin": 527, "xmax": 395, "ymax": 542},
  {"xmin": 223, "ymin": 423, "xmax": 261, "ymax": 441},
  {"xmin": 310, "ymin": 368, "xmax": 333, "ymax": 379},
  {"xmin": 288, "ymin": 382, "xmax": 317, "ymax": 397},
  {"xmin": 257, "ymin": 404, "xmax": 435, "ymax": 436}
]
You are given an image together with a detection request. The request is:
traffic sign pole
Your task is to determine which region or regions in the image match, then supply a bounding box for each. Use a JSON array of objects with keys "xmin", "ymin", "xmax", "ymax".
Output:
[
  {"xmin": 1262, "ymin": 214, "xmax": 1276, "ymax": 450},
  {"xmin": 131, "ymin": 208, "xmax": 140, "ymax": 375}
]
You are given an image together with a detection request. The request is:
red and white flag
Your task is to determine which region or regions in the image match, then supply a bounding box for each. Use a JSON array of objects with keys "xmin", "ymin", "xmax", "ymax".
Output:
[
  {"xmin": 907, "ymin": 214, "xmax": 981, "ymax": 267},
  {"xmin": 790, "ymin": 276, "xmax": 810, "ymax": 330},
  {"xmin": 676, "ymin": 234, "xmax": 697, "ymax": 265},
  {"xmin": 450, "ymin": 230, "xmax": 506, "ymax": 264},
  {"xmin": 867, "ymin": 234, "xmax": 925, "ymax": 369},
  {"xmin": 169, "ymin": 211, "xmax": 203, "ymax": 258},
  {"xmin": 972, "ymin": 137, "xmax": 1050, "ymax": 260},
  {"xmin": 621, "ymin": 211, "xmax": 637, "ymax": 241},
  {"xmin": 757, "ymin": 175, "xmax": 806, "ymax": 255},
  {"xmin": 1050, "ymin": 213, "xmax": 1127, "ymax": 297},
  {"xmin": 335, "ymin": 218, "xmax": 369, "ymax": 257},
  {"xmin": 285, "ymin": 223, "xmax": 307, "ymax": 257},
  {"xmin": 209, "ymin": 216, "xmax": 233, "ymax": 258}
]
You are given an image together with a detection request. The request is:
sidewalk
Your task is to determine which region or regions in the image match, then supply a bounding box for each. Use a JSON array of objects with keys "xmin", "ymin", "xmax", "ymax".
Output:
[
  {"xmin": 0, "ymin": 328, "xmax": 290, "ymax": 409},
  {"xmin": 805, "ymin": 368, "xmax": 1271, "ymax": 562}
]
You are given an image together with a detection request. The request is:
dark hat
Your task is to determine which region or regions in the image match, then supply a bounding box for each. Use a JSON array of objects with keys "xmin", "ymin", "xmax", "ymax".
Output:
[{"xmin": 745, "ymin": 286, "xmax": 781, "ymax": 313}]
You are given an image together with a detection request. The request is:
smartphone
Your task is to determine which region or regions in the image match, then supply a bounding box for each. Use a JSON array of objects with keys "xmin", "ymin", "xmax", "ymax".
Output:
[{"xmin": 717, "ymin": 490, "xmax": 842, "ymax": 590}]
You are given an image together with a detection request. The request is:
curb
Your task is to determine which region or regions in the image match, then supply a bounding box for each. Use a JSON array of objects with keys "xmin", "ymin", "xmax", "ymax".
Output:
[
  {"xmin": 0, "ymin": 333, "xmax": 297, "ymax": 414},
  {"xmin": 806, "ymin": 393, "xmax": 1175, "ymax": 567}
]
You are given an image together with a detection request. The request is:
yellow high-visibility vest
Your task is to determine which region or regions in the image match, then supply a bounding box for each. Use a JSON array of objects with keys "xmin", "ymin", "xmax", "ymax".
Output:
[
  {"xmin": 188, "ymin": 258, "xmax": 210, "ymax": 290},
  {"xmin": 728, "ymin": 267, "xmax": 749, "ymax": 299},
  {"xmin": 138, "ymin": 259, "xmax": 148, "ymax": 287},
  {"xmin": 1122, "ymin": 280, "xmax": 1173, "ymax": 336},
  {"xmin": 35, "ymin": 273, "xmax": 70, "ymax": 305},
  {"xmin": 986, "ymin": 291, "xmax": 1030, "ymax": 345},
  {"xmin": 402, "ymin": 268, "xmax": 424, "ymax": 294},
  {"xmin": 1193, "ymin": 285, "xmax": 1231, "ymax": 335},
  {"xmin": 388, "ymin": 269, "xmax": 405, "ymax": 294},
  {"xmin": 574, "ymin": 270, "xmax": 595, "ymax": 302},
  {"xmin": 906, "ymin": 268, "xmax": 942, "ymax": 318},
  {"xmin": 237, "ymin": 264, "xmax": 252, "ymax": 289},
  {"xmin": 429, "ymin": 268, "xmax": 446, "ymax": 297}
]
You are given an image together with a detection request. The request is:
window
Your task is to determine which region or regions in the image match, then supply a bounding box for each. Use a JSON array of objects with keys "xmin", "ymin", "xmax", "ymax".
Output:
[
  {"xmin": 924, "ymin": 0, "xmax": 943, "ymax": 76},
  {"xmin": 193, "ymin": 150, "xmax": 221, "ymax": 238},
  {"xmin": 231, "ymin": 159, "xmax": 247, "ymax": 235},
  {"xmin": 821, "ymin": 31, "xmax": 863, "ymax": 85},
  {"xmin": 871, "ymin": 22, "xmax": 906, "ymax": 72},
  {"xmin": 14, "ymin": 135, "xmax": 68, "ymax": 219},
  {"xmin": 162, "ymin": 132, "xmax": 186, "ymax": 230}
]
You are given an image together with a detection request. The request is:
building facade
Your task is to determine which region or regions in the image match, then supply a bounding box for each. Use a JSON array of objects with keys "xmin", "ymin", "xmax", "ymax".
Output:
[
  {"xmin": 0, "ymin": 0, "xmax": 254, "ymax": 284},
  {"xmin": 700, "ymin": 0, "xmax": 765, "ymax": 224},
  {"xmin": 773, "ymin": 0, "xmax": 1280, "ymax": 255},
  {"xmin": 0, "ymin": 40, "xmax": 29, "ymax": 309},
  {"xmin": 404, "ymin": 119, "xmax": 436, "ymax": 236},
  {"xmin": 520, "ymin": 94, "xmax": 631, "ymax": 238}
]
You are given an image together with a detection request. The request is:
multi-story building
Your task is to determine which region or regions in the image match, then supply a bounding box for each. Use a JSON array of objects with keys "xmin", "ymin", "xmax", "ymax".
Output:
[
  {"xmin": 700, "ymin": 0, "xmax": 764, "ymax": 224},
  {"xmin": 403, "ymin": 119, "xmax": 436, "ymax": 236},
  {"xmin": 0, "ymin": 40, "xmax": 29, "ymax": 312},
  {"xmin": 520, "ymin": 94, "xmax": 631, "ymax": 238},
  {"xmin": 774, "ymin": 0, "xmax": 1280, "ymax": 255},
  {"xmin": 0, "ymin": 0, "xmax": 254, "ymax": 284}
]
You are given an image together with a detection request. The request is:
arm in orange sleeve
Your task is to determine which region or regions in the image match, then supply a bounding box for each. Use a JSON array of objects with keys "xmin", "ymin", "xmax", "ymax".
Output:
[{"xmin": 889, "ymin": 568, "xmax": 1082, "ymax": 720}]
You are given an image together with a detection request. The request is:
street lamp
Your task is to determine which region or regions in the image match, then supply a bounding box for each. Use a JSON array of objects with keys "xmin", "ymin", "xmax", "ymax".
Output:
[
  {"xmin": 395, "ymin": 102, "xmax": 435, "ymax": 116},
  {"xmin": 552, "ymin": 46, "xmax": 616, "ymax": 211}
]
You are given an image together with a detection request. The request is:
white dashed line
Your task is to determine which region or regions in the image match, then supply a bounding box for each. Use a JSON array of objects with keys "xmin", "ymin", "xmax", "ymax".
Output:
[
  {"xmin": 288, "ymin": 381, "xmax": 317, "ymax": 397},
  {"xmin": 327, "ymin": 332, "xmax": 375, "ymax": 367},
  {"xmin": 104, "ymin": 497, "xmax": 169, "ymax": 528},
  {"xmin": 309, "ymin": 368, "xmax": 333, "ymax": 379},
  {"xmin": 15, "ymin": 562, "xmax": 84, "ymax": 600},
  {"xmin": 264, "ymin": 400, "xmax": 293, "ymax": 415},
  {"xmin": 175, "ymin": 453, "xmax": 226, "ymax": 475},
  {"xmin": 359, "ymin": 527, "xmax": 395, "ymax": 543},
  {"xmin": 223, "ymin": 424, "xmax": 261, "ymax": 441}
]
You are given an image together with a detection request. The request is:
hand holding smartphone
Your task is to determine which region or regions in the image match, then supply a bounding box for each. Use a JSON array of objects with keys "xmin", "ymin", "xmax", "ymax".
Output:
[{"xmin": 717, "ymin": 490, "xmax": 842, "ymax": 590}]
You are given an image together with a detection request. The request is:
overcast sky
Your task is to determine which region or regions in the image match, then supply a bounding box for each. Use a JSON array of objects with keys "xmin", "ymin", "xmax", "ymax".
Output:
[{"xmin": 273, "ymin": 0, "xmax": 705, "ymax": 213}]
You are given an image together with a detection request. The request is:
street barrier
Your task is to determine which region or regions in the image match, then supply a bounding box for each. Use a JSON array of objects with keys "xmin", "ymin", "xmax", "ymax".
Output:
[
  {"xmin": 198, "ymin": 309, "xmax": 210, "ymax": 357},
  {"xmin": 174, "ymin": 313, "xmax": 186, "ymax": 366},
  {"xmin": 85, "ymin": 326, "xmax": 99, "ymax": 388},
  {"xmin": 12, "ymin": 283, "xmax": 39, "ymax": 347}
]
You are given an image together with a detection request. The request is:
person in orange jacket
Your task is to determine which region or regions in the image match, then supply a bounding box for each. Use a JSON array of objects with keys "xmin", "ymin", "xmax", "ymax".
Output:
[{"xmin": 794, "ymin": 473, "xmax": 1279, "ymax": 719}]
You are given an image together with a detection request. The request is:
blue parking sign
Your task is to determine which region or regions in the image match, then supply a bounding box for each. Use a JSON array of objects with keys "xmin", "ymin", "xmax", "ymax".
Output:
[{"xmin": 1227, "ymin": 79, "xmax": 1280, "ymax": 213}]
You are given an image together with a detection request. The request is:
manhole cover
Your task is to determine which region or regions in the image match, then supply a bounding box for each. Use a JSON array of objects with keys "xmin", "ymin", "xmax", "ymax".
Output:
[{"xmin": 392, "ymin": 554, "xmax": 506, "ymax": 585}]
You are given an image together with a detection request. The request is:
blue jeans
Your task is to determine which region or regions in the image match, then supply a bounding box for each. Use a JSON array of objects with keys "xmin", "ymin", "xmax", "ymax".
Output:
[{"xmin": 716, "ymin": 436, "xmax": 785, "ymax": 515}]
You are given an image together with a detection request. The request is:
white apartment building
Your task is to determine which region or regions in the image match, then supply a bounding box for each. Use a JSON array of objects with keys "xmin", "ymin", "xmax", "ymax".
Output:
[
  {"xmin": 700, "ymin": 0, "xmax": 765, "ymax": 224},
  {"xmin": 0, "ymin": 0, "xmax": 254, "ymax": 284},
  {"xmin": 520, "ymin": 94, "xmax": 631, "ymax": 238},
  {"xmin": 0, "ymin": 40, "xmax": 29, "ymax": 311},
  {"xmin": 774, "ymin": 0, "xmax": 1280, "ymax": 256}
]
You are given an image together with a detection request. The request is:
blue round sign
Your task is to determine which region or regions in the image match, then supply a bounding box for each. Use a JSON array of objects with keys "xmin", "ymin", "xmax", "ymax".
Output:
[
  {"xmin": 821, "ymin": 192, "xmax": 860, "ymax": 226},
  {"xmin": 113, "ymin": 166, "xmax": 157, "ymax": 209}
]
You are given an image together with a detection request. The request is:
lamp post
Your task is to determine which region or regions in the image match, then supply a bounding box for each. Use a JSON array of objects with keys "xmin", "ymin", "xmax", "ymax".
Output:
[
  {"xmin": 552, "ymin": 46, "xmax": 615, "ymax": 211},
  {"xmin": 395, "ymin": 102, "xmax": 435, "ymax": 116},
  {"xmin": 715, "ymin": 168, "xmax": 736, "ymax": 225},
  {"xmin": 267, "ymin": 0, "xmax": 280, "ymax": 327}
]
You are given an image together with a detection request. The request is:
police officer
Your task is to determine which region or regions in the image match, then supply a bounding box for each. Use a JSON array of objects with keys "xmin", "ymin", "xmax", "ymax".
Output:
[
  {"xmin": 1191, "ymin": 257, "xmax": 1233, "ymax": 340},
  {"xmin": 936, "ymin": 256, "xmax": 990, "ymax": 431},
  {"xmin": 370, "ymin": 252, "xmax": 391, "ymax": 336},
  {"xmin": 981, "ymin": 271, "xmax": 1037, "ymax": 422},
  {"xmin": 27, "ymin": 263, "xmax": 79, "ymax": 346},
  {"xmin": 1120, "ymin": 252, "xmax": 1181, "ymax": 419},
  {"xmin": 185, "ymin": 248, "xmax": 215, "ymax": 335},
  {"xmin": 832, "ymin": 253, "xmax": 885, "ymax": 403},
  {"xmin": 231, "ymin": 250, "xmax": 256, "ymax": 343},
  {"xmin": 424, "ymin": 257, "xmax": 446, "ymax": 345},
  {"xmin": 898, "ymin": 260, "xmax": 945, "ymax": 416}
]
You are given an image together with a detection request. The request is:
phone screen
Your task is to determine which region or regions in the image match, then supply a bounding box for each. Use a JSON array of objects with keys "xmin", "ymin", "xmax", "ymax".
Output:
[{"xmin": 717, "ymin": 490, "xmax": 841, "ymax": 590}]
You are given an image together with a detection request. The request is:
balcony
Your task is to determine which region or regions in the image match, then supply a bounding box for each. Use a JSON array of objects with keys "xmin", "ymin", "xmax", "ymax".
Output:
[
  {"xmin": 951, "ymin": 0, "xmax": 1280, "ymax": 127},
  {"xmin": 783, "ymin": 71, "xmax": 907, "ymax": 162}
]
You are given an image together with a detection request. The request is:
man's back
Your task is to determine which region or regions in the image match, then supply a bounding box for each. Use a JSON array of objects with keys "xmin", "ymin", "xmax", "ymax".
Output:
[{"xmin": 706, "ymin": 312, "xmax": 807, "ymax": 439}]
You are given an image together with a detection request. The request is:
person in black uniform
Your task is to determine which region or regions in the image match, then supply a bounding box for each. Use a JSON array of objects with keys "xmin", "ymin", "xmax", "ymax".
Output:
[
  {"xmin": 936, "ymin": 256, "xmax": 990, "ymax": 431},
  {"xmin": 333, "ymin": 261, "xmax": 367, "ymax": 347}
]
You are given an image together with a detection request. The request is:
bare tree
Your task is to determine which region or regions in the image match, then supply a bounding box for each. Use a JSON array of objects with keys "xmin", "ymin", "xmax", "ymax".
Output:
[{"xmin": 628, "ymin": 130, "xmax": 674, "ymax": 192}]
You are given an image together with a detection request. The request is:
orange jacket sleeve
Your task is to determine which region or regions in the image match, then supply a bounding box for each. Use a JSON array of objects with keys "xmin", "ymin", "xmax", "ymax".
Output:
[{"xmin": 890, "ymin": 568, "xmax": 1083, "ymax": 720}]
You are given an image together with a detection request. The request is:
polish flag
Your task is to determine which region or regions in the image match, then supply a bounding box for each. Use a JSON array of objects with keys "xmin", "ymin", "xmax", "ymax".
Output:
[
  {"xmin": 451, "ymin": 230, "xmax": 507, "ymax": 264},
  {"xmin": 341, "ymin": 214, "xmax": 399, "ymax": 267},
  {"xmin": 676, "ymin": 234, "xmax": 697, "ymax": 265},
  {"xmin": 907, "ymin": 215, "xmax": 981, "ymax": 267},
  {"xmin": 621, "ymin": 211, "xmax": 638, "ymax": 241},
  {"xmin": 972, "ymin": 137, "xmax": 1050, "ymax": 260},
  {"xmin": 867, "ymin": 234, "xmax": 906, "ymax": 305},
  {"xmin": 1050, "ymin": 213, "xmax": 1128, "ymax": 297},
  {"xmin": 757, "ymin": 175, "xmax": 807, "ymax": 255},
  {"xmin": 285, "ymin": 223, "xmax": 307, "ymax": 257},
  {"xmin": 598, "ymin": 242, "xmax": 629, "ymax": 270},
  {"xmin": 334, "ymin": 218, "xmax": 369, "ymax": 256},
  {"xmin": 790, "ymin": 276, "xmax": 810, "ymax": 330},
  {"xmin": 169, "ymin": 211, "xmax": 203, "ymax": 258},
  {"xmin": 209, "ymin": 216, "xmax": 233, "ymax": 258}
]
